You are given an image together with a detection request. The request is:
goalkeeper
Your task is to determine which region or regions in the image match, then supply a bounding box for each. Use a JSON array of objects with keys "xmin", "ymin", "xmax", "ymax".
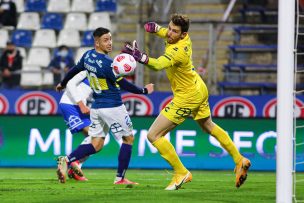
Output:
[{"xmin": 124, "ymin": 13, "xmax": 251, "ymax": 190}]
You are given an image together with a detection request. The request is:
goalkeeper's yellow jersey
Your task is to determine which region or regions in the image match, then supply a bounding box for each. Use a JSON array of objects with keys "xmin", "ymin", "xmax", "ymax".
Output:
[{"xmin": 147, "ymin": 27, "xmax": 207, "ymax": 104}]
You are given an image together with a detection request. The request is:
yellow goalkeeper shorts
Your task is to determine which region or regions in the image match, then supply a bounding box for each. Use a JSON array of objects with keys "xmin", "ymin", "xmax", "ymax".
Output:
[{"xmin": 160, "ymin": 94, "xmax": 211, "ymax": 125}]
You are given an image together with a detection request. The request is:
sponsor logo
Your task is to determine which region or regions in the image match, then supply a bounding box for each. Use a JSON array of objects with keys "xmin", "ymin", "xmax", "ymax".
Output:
[
  {"xmin": 213, "ymin": 97, "xmax": 256, "ymax": 117},
  {"xmin": 15, "ymin": 92, "xmax": 57, "ymax": 115},
  {"xmin": 263, "ymin": 98, "xmax": 304, "ymax": 118},
  {"xmin": 0, "ymin": 94, "xmax": 9, "ymax": 114},
  {"xmin": 122, "ymin": 93, "xmax": 153, "ymax": 116}
]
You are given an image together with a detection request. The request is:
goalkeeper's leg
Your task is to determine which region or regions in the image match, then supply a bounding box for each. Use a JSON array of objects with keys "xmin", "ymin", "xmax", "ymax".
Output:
[
  {"xmin": 148, "ymin": 114, "xmax": 192, "ymax": 190},
  {"xmin": 196, "ymin": 117, "xmax": 251, "ymax": 188}
]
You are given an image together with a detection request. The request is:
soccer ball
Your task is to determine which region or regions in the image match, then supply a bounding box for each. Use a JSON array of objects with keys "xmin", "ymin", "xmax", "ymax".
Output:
[{"xmin": 112, "ymin": 53, "xmax": 136, "ymax": 77}]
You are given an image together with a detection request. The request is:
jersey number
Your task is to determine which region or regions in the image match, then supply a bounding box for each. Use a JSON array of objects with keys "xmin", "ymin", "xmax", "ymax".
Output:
[{"xmin": 87, "ymin": 72, "xmax": 108, "ymax": 94}]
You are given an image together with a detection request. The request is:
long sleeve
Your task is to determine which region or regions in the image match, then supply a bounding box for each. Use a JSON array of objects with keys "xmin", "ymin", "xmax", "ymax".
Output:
[
  {"xmin": 66, "ymin": 71, "xmax": 87, "ymax": 103},
  {"xmin": 117, "ymin": 78, "xmax": 147, "ymax": 94}
]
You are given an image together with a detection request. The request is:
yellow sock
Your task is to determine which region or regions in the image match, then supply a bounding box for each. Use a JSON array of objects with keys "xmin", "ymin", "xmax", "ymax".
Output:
[
  {"xmin": 210, "ymin": 124, "xmax": 242, "ymax": 164},
  {"xmin": 153, "ymin": 137, "xmax": 187, "ymax": 174}
]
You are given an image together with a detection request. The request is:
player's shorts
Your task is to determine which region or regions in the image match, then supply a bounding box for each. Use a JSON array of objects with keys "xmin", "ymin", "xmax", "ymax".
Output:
[
  {"xmin": 161, "ymin": 83, "xmax": 211, "ymax": 125},
  {"xmin": 59, "ymin": 103, "xmax": 91, "ymax": 134},
  {"xmin": 88, "ymin": 105, "xmax": 133, "ymax": 140}
]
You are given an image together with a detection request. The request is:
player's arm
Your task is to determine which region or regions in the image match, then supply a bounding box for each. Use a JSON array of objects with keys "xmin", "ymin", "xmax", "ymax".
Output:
[
  {"xmin": 116, "ymin": 77, "xmax": 154, "ymax": 94},
  {"xmin": 66, "ymin": 71, "xmax": 90, "ymax": 114},
  {"xmin": 122, "ymin": 40, "xmax": 178, "ymax": 71},
  {"xmin": 56, "ymin": 55, "xmax": 85, "ymax": 91}
]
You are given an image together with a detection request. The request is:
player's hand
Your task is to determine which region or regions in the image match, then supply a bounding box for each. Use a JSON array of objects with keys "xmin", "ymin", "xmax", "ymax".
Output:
[
  {"xmin": 144, "ymin": 22, "xmax": 160, "ymax": 33},
  {"xmin": 120, "ymin": 41, "xmax": 133, "ymax": 55},
  {"xmin": 122, "ymin": 40, "xmax": 149, "ymax": 64},
  {"xmin": 131, "ymin": 40, "xmax": 149, "ymax": 64},
  {"xmin": 78, "ymin": 101, "xmax": 90, "ymax": 115},
  {"xmin": 80, "ymin": 106, "xmax": 90, "ymax": 115},
  {"xmin": 55, "ymin": 83, "xmax": 64, "ymax": 92},
  {"xmin": 144, "ymin": 83, "xmax": 154, "ymax": 94}
]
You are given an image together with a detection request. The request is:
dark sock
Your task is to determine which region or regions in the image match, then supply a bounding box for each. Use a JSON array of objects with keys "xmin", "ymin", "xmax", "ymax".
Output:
[
  {"xmin": 116, "ymin": 143, "xmax": 132, "ymax": 178},
  {"xmin": 68, "ymin": 144, "xmax": 96, "ymax": 164}
]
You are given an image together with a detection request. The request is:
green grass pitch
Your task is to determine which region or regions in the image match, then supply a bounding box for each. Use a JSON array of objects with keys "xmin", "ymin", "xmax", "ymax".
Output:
[{"xmin": 0, "ymin": 168, "xmax": 303, "ymax": 203}]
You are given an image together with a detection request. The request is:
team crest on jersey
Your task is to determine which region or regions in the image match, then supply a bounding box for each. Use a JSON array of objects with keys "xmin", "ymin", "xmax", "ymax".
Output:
[
  {"xmin": 173, "ymin": 47, "xmax": 178, "ymax": 51},
  {"xmin": 184, "ymin": 46, "xmax": 188, "ymax": 52}
]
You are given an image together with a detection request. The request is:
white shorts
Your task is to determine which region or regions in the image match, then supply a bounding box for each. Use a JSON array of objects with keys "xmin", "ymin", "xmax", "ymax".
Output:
[{"xmin": 88, "ymin": 105, "xmax": 133, "ymax": 140}]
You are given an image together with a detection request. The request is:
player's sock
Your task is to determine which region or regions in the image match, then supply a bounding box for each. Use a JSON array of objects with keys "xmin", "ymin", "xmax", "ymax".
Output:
[
  {"xmin": 67, "ymin": 144, "xmax": 96, "ymax": 164},
  {"xmin": 210, "ymin": 124, "xmax": 242, "ymax": 164},
  {"xmin": 116, "ymin": 143, "xmax": 132, "ymax": 178},
  {"xmin": 152, "ymin": 137, "xmax": 187, "ymax": 174}
]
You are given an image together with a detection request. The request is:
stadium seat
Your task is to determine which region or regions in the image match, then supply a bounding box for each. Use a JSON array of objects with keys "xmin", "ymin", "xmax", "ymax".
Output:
[
  {"xmin": 75, "ymin": 47, "xmax": 92, "ymax": 63},
  {"xmin": 27, "ymin": 47, "xmax": 51, "ymax": 67},
  {"xmin": 64, "ymin": 13, "xmax": 87, "ymax": 31},
  {"xmin": 15, "ymin": 0, "xmax": 25, "ymax": 12},
  {"xmin": 81, "ymin": 30, "xmax": 94, "ymax": 47},
  {"xmin": 95, "ymin": 0, "xmax": 117, "ymax": 12},
  {"xmin": 41, "ymin": 13, "xmax": 63, "ymax": 31},
  {"xmin": 25, "ymin": 0, "xmax": 47, "ymax": 12},
  {"xmin": 18, "ymin": 47, "xmax": 27, "ymax": 65},
  {"xmin": 32, "ymin": 29, "xmax": 57, "ymax": 48},
  {"xmin": 11, "ymin": 30, "xmax": 33, "ymax": 48},
  {"xmin": 17, "ymin": 12, "xmax": 40, "ymax": 30},
  {"xmin": 47, "ymin": 0, "xmax": 70, "ymax": 13},
  {"xmin": 42, "ymin": 71, "xmax": 54, "ymax": 86},
  {"xmin": 71, "ymin": 0, "xmax": 94, "ymax": 13},
  {"xmin": 0, "ymin": 29, "xmax": 9, "ymax": 48},
  {"xmin": 20, "ymin": 65, "xmax": 43, "ymax": 87},
  {"xmin": 57, "ymin": 29, "xmax": 81, "ymax": 47},
  {"xmin": 88, "ymin": 12, "xmax": 111, "ymax": 31}
]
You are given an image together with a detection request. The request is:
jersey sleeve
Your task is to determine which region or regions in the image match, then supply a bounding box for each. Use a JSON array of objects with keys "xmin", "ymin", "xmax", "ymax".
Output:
[
  {"xmin": 146, "ymin": 45, "xmax": 183, "ymax": 70},
  {"xmin": 66, "ymin": 71, "xmax": 87, "ymax": 103},
  {"xmin": 155, "ymin": 27, "xmax": 168, "ymax": 38}
]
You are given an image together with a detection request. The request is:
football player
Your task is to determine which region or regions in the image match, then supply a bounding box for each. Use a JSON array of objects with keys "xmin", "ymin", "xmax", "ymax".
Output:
[
  {"xmin": 124, "ymin": 13, "xmax": 251, "ymax": 190},
  {"xmin": 55, "ymin": 27, "xmax": 154, "ymax": 184}
]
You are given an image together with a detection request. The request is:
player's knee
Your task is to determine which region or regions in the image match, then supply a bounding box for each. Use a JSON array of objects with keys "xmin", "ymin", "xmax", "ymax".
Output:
[
  {"xmin": 91, "ymin": 137, "xmax": 104, "ymax": 152},
  {"xmin": 147, "ymin": 132, "xmax": 157, "ymax": 143},
  {"xmin": 122, "ymin": 135, "xmax": 134, "ymax": 145}
]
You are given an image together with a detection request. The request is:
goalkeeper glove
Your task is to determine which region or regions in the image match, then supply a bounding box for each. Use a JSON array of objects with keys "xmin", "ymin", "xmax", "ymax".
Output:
[
  {"xmin": 120, "ymin": 41, "xmax": 133, "ymax": 55},
  {"xmin": 144, "ymin": 22, "xmax": 160, "ymax": 33},
  {"xmin": 123, "ymin": 40, "xmax": 149, "ymax": 64}
]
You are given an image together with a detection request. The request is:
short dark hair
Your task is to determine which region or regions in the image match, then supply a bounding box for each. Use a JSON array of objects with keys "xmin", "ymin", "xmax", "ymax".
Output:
[
  {"xmin": 6, "ymin": 40, "xmax": 14, "ymax": 46},
  {"xmin": 93, "ymin": 27, "xmax": 110, "ymax": 39},
  {"xmin": 170, "ymin": 13, "xmax": 190, "ymax": 33}
]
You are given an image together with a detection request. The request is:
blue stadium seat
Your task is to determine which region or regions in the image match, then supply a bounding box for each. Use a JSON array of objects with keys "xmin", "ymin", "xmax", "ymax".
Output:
[
  {"xmin": 95, "ymin": 0, "xmax": 117, "ymax": 12},
  {"xmin": 11, "ymin": 30, "xmax": 33, "ymax": 48},
  {"xmin": 25, "ymin": 0, "xmax": 47, "ymax": 12},
  {"xmin": 81, "ymin": 31, "xmax": 94, "ymax": 47},
  {"xmin": 41, "ymin": 13, "xmax": 63, "ymax": 31}
]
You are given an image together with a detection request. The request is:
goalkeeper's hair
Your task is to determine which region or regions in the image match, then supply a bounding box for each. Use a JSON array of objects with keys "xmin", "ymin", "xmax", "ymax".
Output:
[
  {"xmin": 93, "ymin": 27, "xmax": 110, "ymax": 39},
  {"xmin": 170, "ymin": 13, "xmax": 190, "ymax": 33}
]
